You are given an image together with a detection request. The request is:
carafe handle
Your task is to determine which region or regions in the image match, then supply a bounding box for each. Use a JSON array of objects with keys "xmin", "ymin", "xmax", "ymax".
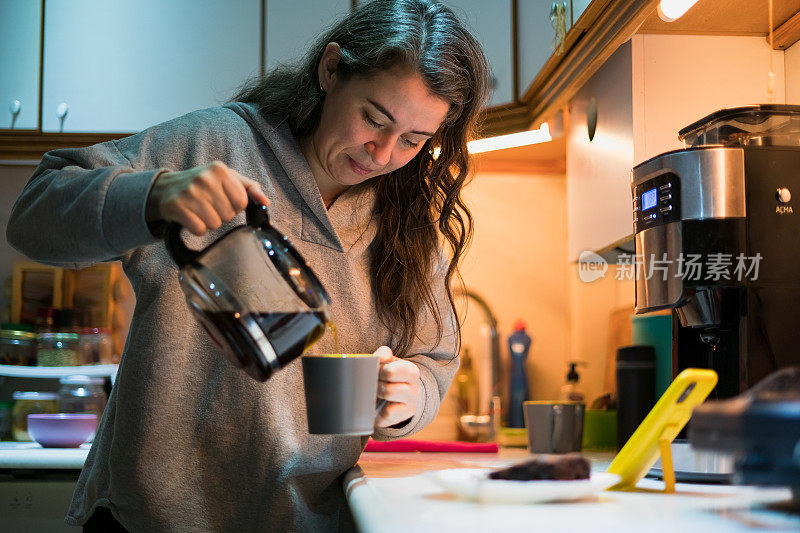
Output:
[
  {"xmin": 164, "ymin": 223, "xmax": 200, "ymax": 268},
  {"xmin": 165, "ymin": 199, "xmax": 269, "ymax": 268},
  {"xmin": 245, "ymin": 198, "xmax": 270, "ymax": 228}
]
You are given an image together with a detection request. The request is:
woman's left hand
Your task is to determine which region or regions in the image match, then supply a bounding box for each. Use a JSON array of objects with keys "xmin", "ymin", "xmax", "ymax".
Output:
[{"xmin": 374, "ymin": 346, "xmax": 421, "ymax": 428}]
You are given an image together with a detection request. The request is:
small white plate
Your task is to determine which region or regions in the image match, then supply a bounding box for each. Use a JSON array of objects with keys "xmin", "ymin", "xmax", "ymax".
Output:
[{"xmin": 429, "ymin": 468, "xmax": 621, "ymax": 504}]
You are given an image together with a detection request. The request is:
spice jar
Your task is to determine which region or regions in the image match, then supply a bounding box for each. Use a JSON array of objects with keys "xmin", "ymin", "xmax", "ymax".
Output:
[
  {"xmin": 57, "ymin": 375, "xmax": 107, "ymax": 419},
  {"xmin": 37, "ymin": 332, "xmax": 79, "ymax": 366},
  {"xmin": 12, "ymin": 392, "xmax": 58, "ymax": 441},
  {"xmin": 77, "ymin": 328, "xmax": 113, "ymax": 365},
  {"xmin": 0, "ymin": 328, "xmax": 37, "ymax": 365}
]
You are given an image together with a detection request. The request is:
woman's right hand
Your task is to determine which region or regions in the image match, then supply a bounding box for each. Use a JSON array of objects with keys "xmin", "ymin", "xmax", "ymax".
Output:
[{"xmin": 146, "ymin": 161, "xmax": 270, "ymax": 236}]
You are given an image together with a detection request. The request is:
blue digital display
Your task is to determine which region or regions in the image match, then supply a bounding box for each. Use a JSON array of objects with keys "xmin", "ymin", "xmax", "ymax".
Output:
[{"xmin": 642, "ymin": 188, "xmax": 657, "ymax": 211}]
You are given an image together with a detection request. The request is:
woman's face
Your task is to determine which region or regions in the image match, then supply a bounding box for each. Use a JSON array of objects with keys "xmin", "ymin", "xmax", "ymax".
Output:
[{"xmin": 306, "ymin": 49, "xmax": 451, "ymax": 202}]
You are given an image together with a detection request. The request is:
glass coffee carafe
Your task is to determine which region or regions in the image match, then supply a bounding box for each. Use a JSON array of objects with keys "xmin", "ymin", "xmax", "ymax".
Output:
[{"xmin": 165, "ymin": 201, "xmax": 332, "ymax": 381}]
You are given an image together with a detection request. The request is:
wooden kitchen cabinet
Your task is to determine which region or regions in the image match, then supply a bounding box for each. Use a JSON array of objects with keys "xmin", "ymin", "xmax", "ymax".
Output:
[
  {"xmin": 265, "ymin": 0, "xmax": 351, "ymax": 73},
  {"xmin": 444, "ymin": 0, "xmax": 514, "ymax": 107},
  {"xmin": 0, "ymin": 0, "xmax": 41, "ymax": 130},
  {"xmin": 41, "ymin": 0, "xmax": 260, "ymax": 133},
  {"xmin": 11, "ymin": 261, "xmax": 129, "ymax": 356}
]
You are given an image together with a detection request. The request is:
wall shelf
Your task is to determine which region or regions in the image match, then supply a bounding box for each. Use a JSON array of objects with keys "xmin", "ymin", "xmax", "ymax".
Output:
[{"xmin": 0, "ymin": 364, "xmax": 117, "ymax": 380}]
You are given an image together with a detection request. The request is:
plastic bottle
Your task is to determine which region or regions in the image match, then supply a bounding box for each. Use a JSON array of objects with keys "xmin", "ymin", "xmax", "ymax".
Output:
[
  {"xmin": 506, "ymin": 320, "xmax": 531, "ymax": 428},
  {"xmin": 559, "ymin": 362, "xmax": 586, "ymax": 402}
]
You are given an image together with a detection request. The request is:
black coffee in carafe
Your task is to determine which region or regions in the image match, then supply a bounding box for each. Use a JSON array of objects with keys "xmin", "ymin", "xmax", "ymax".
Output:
[
  {"xmin": 166, "ymin": 200, "xmax": 333, "ymax": 382},
  {"xmin": 201, "ymin": 311, "xmax": 327, "ymax": 381},
  {"xmin": 253, "ymin": 312, "xmax": 326, "ymax": 365}
]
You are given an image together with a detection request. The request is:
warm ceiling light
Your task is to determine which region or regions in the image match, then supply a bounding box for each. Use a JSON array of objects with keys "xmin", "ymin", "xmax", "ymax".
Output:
[
  {"xmin": 657, "ymin": 0, "xmax": 700, "ymax": 22},
  {"xmin": 468, "ymin": 123, "xmax": 552, "ymax": 154}
]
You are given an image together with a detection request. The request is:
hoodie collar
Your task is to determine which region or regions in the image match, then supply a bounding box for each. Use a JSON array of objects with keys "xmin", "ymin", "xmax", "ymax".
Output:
[{"xmin": 225, "ymin": 102, "xmax": 344, "ymax": 251}]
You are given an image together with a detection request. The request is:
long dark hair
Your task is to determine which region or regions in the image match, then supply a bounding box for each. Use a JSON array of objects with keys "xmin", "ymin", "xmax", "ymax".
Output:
[{"xmin": 233, "ymin": 0, "xmax": 489, "ymax": 356}]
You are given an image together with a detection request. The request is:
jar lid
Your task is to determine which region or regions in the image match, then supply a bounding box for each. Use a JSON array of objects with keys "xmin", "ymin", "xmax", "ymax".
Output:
[
  {"xmin": 37, "ymin": 332, "xmax": 79, "ymax": 341},
  {"xmin": 12, "ymin": 391, "xmax": 58, "ymax": 400},
  {"xmin": 59, "ymin": 375, "xmax": 105, "ymax": 385},
  {"xmin": 0, "ymin": 329, "xmax": 36, "ymax": 341}
]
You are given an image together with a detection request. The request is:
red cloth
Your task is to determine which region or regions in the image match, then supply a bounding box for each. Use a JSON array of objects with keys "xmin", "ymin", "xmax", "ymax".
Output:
[{"xmin": 363, "ymin": 438, "xmax": 499, "ymax": 453}]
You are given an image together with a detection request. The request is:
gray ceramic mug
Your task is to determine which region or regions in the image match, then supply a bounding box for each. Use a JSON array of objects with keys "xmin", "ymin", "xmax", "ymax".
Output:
[
  {"xmin": 523, "ymin": 401, "xmax": 585, "ymax": 453},
  {"xmin": 302, "ymin": 354, "xmax": 385, "ymax": 435}
]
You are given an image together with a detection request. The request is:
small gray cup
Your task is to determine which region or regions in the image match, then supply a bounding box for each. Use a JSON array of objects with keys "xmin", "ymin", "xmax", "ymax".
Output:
[
  {"xmin": 523, "ymin": 401, "xmax": 585, "ymax": 454},
  {"xmin": 302, "ymin": 354, "xmax": 382, "ymax": 435}
]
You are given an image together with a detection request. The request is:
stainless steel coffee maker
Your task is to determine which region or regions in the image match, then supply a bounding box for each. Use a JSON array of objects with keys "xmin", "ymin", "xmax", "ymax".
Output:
[{"xmin": 632, "ymin": 105, "xmax": 800, "ymax": 399}]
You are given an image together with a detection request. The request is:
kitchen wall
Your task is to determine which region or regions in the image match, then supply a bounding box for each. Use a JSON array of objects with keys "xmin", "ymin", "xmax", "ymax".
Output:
[
  {"xmin": 631, "ymin": 34, "xmax": 788, "ymax": 164},
  {"xmin": 414, "ymin": 169, "xmax": 570, "ymax": 440}
]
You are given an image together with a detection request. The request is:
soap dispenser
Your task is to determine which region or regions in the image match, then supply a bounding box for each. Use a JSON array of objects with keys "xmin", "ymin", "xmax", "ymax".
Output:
[
  {"xmin": 506, "ymin": 320, "xmax": 531, "ymax": 428},
  {"xmin": 560, "ymin": 362, "xmax": 586, "ymax": 402}
]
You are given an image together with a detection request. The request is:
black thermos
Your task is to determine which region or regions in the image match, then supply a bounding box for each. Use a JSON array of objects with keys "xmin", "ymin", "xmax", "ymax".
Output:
[{"xmin": 616, "ymin": 345, "xmax": 656, "ymax": 450}]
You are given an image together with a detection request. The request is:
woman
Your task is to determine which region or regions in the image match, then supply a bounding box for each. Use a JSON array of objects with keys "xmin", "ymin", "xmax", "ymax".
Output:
[{"xmin": 7, "ymin": 0, "xmax": 489, "ymax": 530}]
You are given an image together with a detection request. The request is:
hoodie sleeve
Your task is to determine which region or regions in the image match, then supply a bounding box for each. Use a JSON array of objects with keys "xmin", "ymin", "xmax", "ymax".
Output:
[
  {"xmin": 5, "ymin": 106, "xmax": 248, "ymax": 268},
  {"xmin": 5, "ymin": 139, "xmax": 168, "ymax": 268},
  {"xmin": 371, "ymin": 254, "xmax": 460, "ymax": 441}
]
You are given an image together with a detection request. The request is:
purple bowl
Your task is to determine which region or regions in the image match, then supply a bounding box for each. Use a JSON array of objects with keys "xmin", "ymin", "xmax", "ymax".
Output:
[{"xmin": 27, "ymin": 413, "xmax": 98, "ymax": 448}]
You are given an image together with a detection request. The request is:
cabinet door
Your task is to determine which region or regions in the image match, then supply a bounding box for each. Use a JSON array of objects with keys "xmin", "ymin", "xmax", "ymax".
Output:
[
  {"xmin": 571, "ymin": 0, "xmax": 593, "ymax": 26},
  {"xmin": 0, "ymin": 0, "xmax": 41, "ymax": 130},
  {"xmin": 518, "ymin": 0, "xmax": 571, "ymax": 100},
  {"xmin": 265, "ymin": 0, "xmax": 351, "ymax": 73},
  {"xmin": 566, "ymin": 41, "xmax": 633, "ymax": 261},
  {"xmin": 42, "ymin": 0, "xmax": 260, "ymax": 133},
  {"xmin": 444, "ymin": 0, "xmax": 514, "ymax": 107}
]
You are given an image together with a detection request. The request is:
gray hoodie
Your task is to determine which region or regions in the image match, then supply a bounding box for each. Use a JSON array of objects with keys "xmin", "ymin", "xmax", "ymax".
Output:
[{"xmin": 6, "ymin": 102, "xmax": 458, "ymax": 532}]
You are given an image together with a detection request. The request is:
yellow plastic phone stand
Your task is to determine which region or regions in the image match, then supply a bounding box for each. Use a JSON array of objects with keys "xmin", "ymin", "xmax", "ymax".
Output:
[{"xmin": 607, "ymin": 368, "xmax": 718, "ymax": 493}]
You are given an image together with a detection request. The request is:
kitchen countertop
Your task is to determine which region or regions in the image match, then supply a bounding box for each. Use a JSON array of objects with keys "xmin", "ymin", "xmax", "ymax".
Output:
[
  {"xmin": 2, "ymin": 441, "xmax": 798, "ymax": 531},
  {"xmin": 344, "ymin": 449, "xmax": 800, "ymax": 533}
]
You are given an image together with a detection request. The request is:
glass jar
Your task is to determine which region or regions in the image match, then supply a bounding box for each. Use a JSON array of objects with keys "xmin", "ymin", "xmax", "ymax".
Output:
[
  {"xmin": 0, "ymin": 329, "xmax": 37, "ymax": 365},
  {"xmin": 77, "ymin": 328, "xmax": 113, "ymax": 365},
  {"xmin": 57, "ymin": 375, "xmax": 107, "ymax": 419},
  {"xmin": 0, "ymin": 400, "xmax": 13, "ymax": 440},
  {"xmin": 11, "ymin": 392, "xmax": 58, "ymax": 441},
  {"xmin": 37, "ymin": 332, "xmax": 79, "ymax": 366}
]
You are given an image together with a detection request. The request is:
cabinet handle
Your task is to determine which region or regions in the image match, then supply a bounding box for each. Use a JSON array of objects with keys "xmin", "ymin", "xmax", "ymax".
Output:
[
  {"xmin": 9, "ymin": 100, "xmax": 21, "ymax": 129},
  {"xmin": 56, "ymin": 102, "xmax": 69, "ymax": 133}
]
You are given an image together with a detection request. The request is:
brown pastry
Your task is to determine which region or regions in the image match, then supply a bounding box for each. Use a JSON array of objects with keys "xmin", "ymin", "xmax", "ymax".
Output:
[{"xmin": 488, "ymin": 453, "xmax": 591, "ymax": 481}]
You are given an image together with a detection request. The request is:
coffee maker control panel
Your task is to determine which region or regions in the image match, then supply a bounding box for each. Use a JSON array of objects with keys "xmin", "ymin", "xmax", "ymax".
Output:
[{"xmin": 633, "ymin": 173, "xmax": 681, "ymax": 233}]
